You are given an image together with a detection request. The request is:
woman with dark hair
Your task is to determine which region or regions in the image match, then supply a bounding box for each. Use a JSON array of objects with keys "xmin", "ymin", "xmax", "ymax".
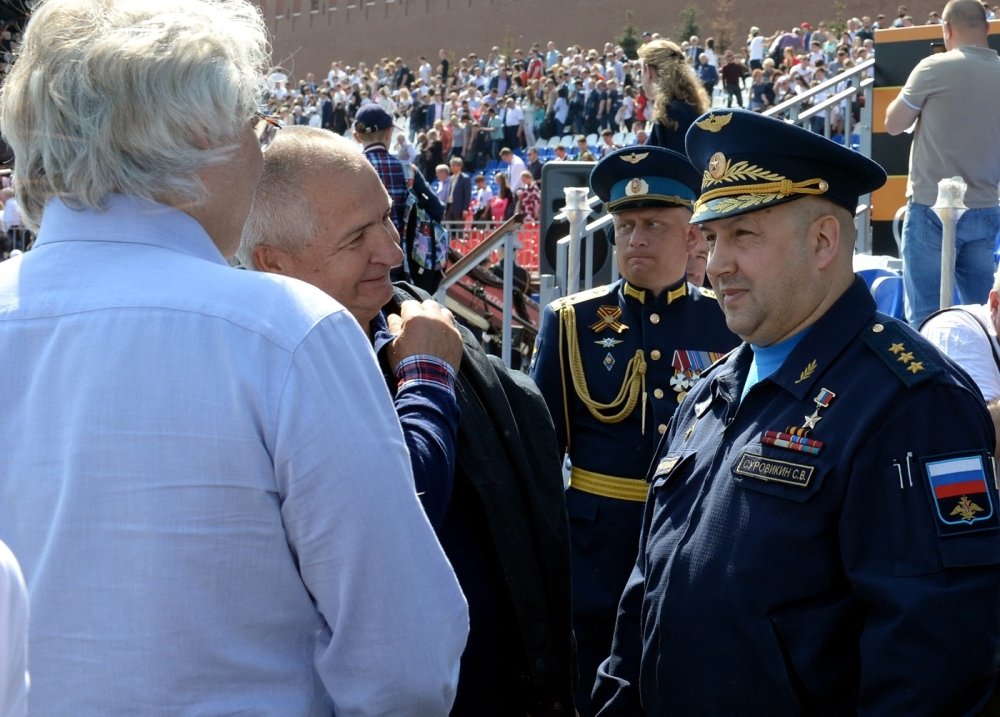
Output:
[
  {"xmin": 637, "ymin": 38, "xmax": 711, "ymax": 153},
  {"xmin": 491, "ymin": 171, "xmax": 516, "ymax": 224}
]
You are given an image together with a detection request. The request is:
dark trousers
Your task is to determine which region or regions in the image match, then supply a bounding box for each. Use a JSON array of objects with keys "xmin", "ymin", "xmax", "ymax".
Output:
[
  {"xmin": 725, "ymin": 82, "xmax": 744, "ymax": 108},
  {"xmin": 503, "ymin": 124, "xmax": 520, "ymax": 151}
]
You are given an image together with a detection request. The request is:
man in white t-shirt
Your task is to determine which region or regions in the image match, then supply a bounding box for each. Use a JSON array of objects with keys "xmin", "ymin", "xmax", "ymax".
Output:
[
  {"xmin": 0, "ymin": 540, "xmax": 27, "ymax": 717},
  {"xmin": 747, "ymin": 26, "xmax": 765, "ymax": 70},
  {"xmin": 885, "ymin": 0, "xmax": 1000, "ymax": 327},
  {"xmin": 921, "ymin": 269, "xmax": 1000, "ymax": 456}
]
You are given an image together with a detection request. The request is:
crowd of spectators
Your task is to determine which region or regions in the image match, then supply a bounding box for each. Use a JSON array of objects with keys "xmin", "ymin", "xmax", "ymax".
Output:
[
  {"xmin": 2, "ymin": 4, "xmax": 997, "ymax": 242},
  {"xmin": 252, "ymin": 4, "xmax": 997, "ymax": 209}
]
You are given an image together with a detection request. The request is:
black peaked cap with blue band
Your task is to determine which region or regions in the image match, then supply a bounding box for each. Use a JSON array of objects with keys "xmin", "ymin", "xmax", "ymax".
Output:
[
  {"xmin": 684, "ymin": 109, "xmax": 887, "ymax": 223},
  {"xmin": 589, "ymin": 146, "xmax": 701, "ymax": 215}
]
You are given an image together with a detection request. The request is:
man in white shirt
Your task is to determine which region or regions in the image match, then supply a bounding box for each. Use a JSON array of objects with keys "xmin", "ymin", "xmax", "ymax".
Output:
[
  {"xmin": 921, "ymin": 269, "xmax": 1000, "ymax": 456},
  {"xmin": 501, "ymin": 96, "xmax": 524, "ymax": 151},
  {"xmin": 499, "ymin": 147, "xmax": 526, "ymax": 193},
  {"xmin": 0, "ymin": 1, "xmax": 468, "ymax": 714}
]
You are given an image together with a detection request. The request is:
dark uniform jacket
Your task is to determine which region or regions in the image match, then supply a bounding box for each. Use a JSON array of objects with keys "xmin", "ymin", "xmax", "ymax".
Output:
[
  {"xmin": 594, "ymin": 278, "xmax": 1000, "ymax": 716},
  {"xmin": 649, "ymin": 100, "xmax": 700, "ymax": 156},
  {"xmin": 386, "ymin": 284, "xmax": 575, "ymax": 717},
  {"xmin": 530, "ymin": 276, "xmax": 738, "ymax": 621}
]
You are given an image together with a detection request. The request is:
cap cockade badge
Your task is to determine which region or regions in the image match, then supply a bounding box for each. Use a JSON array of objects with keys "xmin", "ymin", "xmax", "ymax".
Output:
[{"xmin": 625, "ymin": 178, "xmax": 650, "ymax": 196}]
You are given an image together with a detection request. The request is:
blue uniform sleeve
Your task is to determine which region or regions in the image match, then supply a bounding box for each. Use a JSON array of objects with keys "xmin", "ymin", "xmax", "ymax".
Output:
[
  {"xmin": 393, "ymin": 379, "xmax": 460, "ymax": 530},
  {"xmin": 841, "ymin": 382, "xmax": 1000, "ymax": 715},
  {"xmin": 529, "ymin": 303, "xmax": 569, "ymax": 454}
]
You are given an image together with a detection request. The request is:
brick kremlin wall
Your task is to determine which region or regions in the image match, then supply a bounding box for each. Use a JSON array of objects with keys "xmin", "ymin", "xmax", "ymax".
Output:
[{"xmin": 257, "ymin": 0, "xmax": 947, "ymax": 77}]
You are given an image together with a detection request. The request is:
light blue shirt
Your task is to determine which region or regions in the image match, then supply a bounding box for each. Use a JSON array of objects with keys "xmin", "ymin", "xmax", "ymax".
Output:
[
  {"xmin": 0, "ymin": 196, "xmax": 468, "ymax": 715},
  {"xmin": 742, "ymin": 329, "xmax": 811, "ymax": 400}
]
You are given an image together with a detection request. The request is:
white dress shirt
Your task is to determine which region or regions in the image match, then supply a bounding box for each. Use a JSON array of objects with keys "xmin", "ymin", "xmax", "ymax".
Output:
[
  {"xmin": 0, "ymin": 195, "xmax": 468, "ymax": 716},
  {"xmin": 506, "ymin": 154, "xmax": 527, "ymax": 193},
  {"xmin": 0, "ymin": 540, "xmax": 27, "ymax": 717}
]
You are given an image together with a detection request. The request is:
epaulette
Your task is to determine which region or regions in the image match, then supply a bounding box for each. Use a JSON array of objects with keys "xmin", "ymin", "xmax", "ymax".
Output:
[
  {"xmin": 861, "ymin": 318, "xmax": 943, "ymax": 387},
  {"xmin": 698, "ymin": 286, "xmax": 717, "ymax": 300},
  {"xmin": 549, "ymin": 284, "xmax": 616, "ymax": 312}
]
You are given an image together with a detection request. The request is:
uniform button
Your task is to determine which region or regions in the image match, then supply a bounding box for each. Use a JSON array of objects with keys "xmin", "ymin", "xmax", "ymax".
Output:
[
  {"xmin": 872, "ymin": 323, "xmax": 884, "ymax": 333},
  {"xmin": 653, "ymin": 388, "xmax": 664, "ymax": 399},
  {"xmin": 658, "ymin": 423, "xmax": 667, "ymax": 434},
  {"xmin": 650, "ymin": 349, "xmax": 662, "ymax": 360},
  {"xmin": 649, "ymin": 313, "xmax": 661, "ymax": 325}
]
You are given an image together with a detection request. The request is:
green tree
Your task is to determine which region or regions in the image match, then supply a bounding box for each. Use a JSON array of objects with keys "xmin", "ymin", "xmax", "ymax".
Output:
[
  {"xmin": 712, "ymin": 0, "xmax": 736, "ymax": 53},
  {"xmin": 676, "ymin": 6, "xmax": 700, "ymax": 42},
  {"xmin": 827, "ymin": 1, "xmax": 848, "ymax": 36},
  {"xmin": 619, "ymin": 10, "xmax": 640, "ymax": 59}
]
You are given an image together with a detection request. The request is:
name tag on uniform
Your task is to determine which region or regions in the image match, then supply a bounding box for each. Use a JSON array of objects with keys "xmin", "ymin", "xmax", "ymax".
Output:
[
  {"xmin": 655, "ymin": 455, "xmax": 681, "ymax": 477},
  {"xmin": 735, "ymin": 452, "xmax": 814, "ymax": 488}
]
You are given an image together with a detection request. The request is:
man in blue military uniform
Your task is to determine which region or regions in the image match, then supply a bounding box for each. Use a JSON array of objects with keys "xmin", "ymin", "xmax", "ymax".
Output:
[
  {"xmin": 530, "ymin": 146, "xmax": 739, "ymax": 716},
  {"xmin": 594, "ymin": 109, "xmax": 1000, "ymax": 715}
]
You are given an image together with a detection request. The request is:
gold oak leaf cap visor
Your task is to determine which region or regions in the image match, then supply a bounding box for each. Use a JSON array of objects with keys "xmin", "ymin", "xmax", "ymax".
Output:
[{"xmin": 684, "ymin": 109, "xmax": 887, "ymax": 223}]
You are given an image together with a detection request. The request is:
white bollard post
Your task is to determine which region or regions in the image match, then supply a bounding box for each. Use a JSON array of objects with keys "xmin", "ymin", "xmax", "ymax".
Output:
[
  {"xmin": 931, "ymin": 176, "xmax": 967, "ymax": 311},
  {"xmin": 564, "ymin": 187, "xmax": 589, "ymax": 296}
]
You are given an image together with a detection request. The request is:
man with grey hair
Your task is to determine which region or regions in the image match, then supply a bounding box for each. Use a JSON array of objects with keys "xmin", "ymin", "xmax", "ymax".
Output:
[
  {"xmin": 0, "ymin": 0, "xmax": 468, "ymax": 714},
  {"xmin": 241, "ymin": 126, "xmax": 576, "ymax": 716},
  {"xmin": 886, "ymin": 0, "xmax": 1000, "ymax": 327}
]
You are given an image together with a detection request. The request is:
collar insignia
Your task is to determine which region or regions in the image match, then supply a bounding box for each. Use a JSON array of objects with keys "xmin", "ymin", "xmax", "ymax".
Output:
[
  {"xmin": 794, "ymin": 359, "xmax": 818, "ymax": 384},
  {"xmin": 623, "ymin": 282, "xmax": 646, "ymax": 303}
]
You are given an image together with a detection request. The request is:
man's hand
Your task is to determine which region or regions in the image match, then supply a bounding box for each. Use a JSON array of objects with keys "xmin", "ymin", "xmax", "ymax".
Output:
[{"xmin": 385, "ymin": 299, "xmax": 463, "ymax": 372}]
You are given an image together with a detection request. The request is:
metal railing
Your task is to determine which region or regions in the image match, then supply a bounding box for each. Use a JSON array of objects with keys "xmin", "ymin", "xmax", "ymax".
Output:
[{"xmin": 437, "ymin": 214, "xmax": 524, "ymax": 367}]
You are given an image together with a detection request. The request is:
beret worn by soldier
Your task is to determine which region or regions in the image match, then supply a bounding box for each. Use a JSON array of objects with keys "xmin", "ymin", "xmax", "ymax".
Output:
[
  {"xmin": 589, "ymin": 145, "xmax": 701, "ymax": 215},
  {"xmin": 684, "ymin": 109, "xmax": 887, "ymax": 223},
  {"xmin": 354, "ymin": 104, "xmax": 395, "ymax": 133}
]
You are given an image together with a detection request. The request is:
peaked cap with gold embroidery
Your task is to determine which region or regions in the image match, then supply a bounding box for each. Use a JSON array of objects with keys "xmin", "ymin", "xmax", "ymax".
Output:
[
  {"xmin": 589, "ymin": 145, "xmax": 701, "ymax": 215},
  {"xmin": 684, "ymin": 109, "xmax": 887, "ymax": 223}
]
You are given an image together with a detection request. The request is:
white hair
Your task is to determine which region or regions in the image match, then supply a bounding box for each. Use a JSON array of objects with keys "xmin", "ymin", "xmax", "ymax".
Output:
[
  {"xmin": 0, "ymin": 0, "xmax": 269, "ymax": 229},
  {"xmin": 237, "ymin": 127, "xmax": 369, "ymax": 269}
]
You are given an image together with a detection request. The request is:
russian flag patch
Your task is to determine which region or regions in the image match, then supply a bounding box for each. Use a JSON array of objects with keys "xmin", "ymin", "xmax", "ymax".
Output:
[{"xmin": 924, "ymin": 454, "xmax": 999, "ymax": 535}]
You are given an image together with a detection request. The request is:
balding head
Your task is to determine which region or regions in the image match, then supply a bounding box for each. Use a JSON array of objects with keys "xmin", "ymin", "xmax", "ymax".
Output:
[
  {"xmin": 238, "ymin": 127, "xmax": 374, "ymax": 268},
  {"xmin": 943, "ymin": 0, "xmax": 990, "ymax": 46}
]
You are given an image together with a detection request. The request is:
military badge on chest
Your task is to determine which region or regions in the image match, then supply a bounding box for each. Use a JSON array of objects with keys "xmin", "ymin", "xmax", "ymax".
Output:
[
  {"xmin": 590, "ymin": 305, "xmax": 628, "ymax": 371},
  {"xmin": 757, "ymin": 386, "xmax": 836, "ymax": 458},
  {"xmin": 670, "ymin": 350, "xmax": 726, "ymax": 403}
]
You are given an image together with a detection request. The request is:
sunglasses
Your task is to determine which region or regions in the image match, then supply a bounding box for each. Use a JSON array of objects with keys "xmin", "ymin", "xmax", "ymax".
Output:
[{"xmin": 254, "ymin": 111, "xmax": 281, "ymax": 150}]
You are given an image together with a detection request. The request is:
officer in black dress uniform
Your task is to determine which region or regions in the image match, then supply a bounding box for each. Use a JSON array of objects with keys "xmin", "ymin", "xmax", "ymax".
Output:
[
  {"xmin": 529, "ymin": 146, "xmax": 739, "ymax": 716},
  {"xmin": 593, "ymin": 109, "xmax": 1000, "ymax": 715}
]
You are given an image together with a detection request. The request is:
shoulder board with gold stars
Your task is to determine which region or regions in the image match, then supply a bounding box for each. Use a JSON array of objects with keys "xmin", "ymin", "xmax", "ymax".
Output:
[
  {"xmin": 549, "ymin": 284, "xmax": 616, "ymax": 313},
  {"xmin": 861, "ymin": 319, "xmax": 942, "ymax": 387},
  {"xmin": 698, "ymin": 286, "xmax": 717, "ymax": 300}
]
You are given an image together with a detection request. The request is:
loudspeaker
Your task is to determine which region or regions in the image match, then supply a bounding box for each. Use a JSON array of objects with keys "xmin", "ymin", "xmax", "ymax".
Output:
[{"xmin": 539, "ymin": 161, "xmax": 614, "ymax": 286}]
